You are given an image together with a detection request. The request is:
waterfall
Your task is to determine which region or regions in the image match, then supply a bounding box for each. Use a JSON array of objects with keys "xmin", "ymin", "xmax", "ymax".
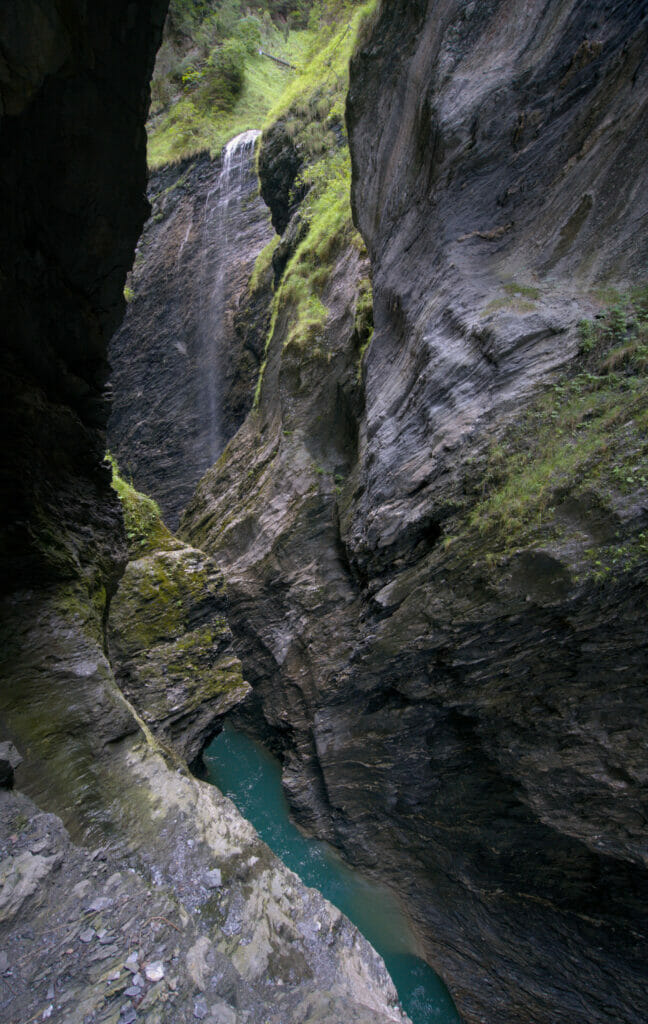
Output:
[
  {"xmin": 109, "ymin": 128, "xmax": 273, "ymax": 527},
  {"xmin": 201, "ymin": 129, "xmax": 261, "ymax": 464}
]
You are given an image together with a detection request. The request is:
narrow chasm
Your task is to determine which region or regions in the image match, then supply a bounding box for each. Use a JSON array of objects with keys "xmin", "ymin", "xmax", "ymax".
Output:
[{"xmin": 3, "ymin": 3, "xmax": 648, "ymax": 1024}]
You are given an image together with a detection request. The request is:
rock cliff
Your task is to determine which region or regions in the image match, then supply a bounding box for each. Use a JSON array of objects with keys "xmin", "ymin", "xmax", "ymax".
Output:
[
  {"xmin": 3, "ymin": 1, "xmax": 647, "ymax": 1022},
  {"xmin": 0, "ymin": 5, "xmax": 416, "ymax": 1024},
  {"xmin": 108, "ymin": 134, "xmax": 274, "ymax": 528},
  {"xmin": 181, "ymin": 3, "xmax": 648, "ymax": 1023}
]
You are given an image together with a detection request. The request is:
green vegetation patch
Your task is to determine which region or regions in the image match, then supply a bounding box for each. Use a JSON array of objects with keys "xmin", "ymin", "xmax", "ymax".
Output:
[
  {"xmin": 148, "ymin": 3, "xmax": 318, "ymax": 167},
  {"xmin": 253, "ymin": 2, "xmax": 375, "ymax": 402},
  {"xmin": 106, "ymin": 454, "xmax": 177, "ymax": 556},
  {"xmin": 462, "ymin": 291, "xmax": 648, "ymax": 579},
  {"xmin": 354, "ymin": 275, "xmax": 374, "ymax": 375},
  {"xmin": 148, "ymin": 0, "xmax": 376, "ymax": 164},
  {"xmin": 263, "ymin": 0, "xmax": 377, "ymax": 128},
  {"xmin": 482, "ymin": 281, "xmax": 540, "ymax": 316},
  {"xmin": 248, "ymin": 232, "xmax": 280, "ymax": 293}
]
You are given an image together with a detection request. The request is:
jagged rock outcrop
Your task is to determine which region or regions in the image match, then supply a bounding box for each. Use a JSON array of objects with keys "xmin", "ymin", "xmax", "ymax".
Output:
[
  {"xmin": 108, "ymin": 134, "xmax": 274, "ymax": 528},
  {"xmin": 182, "ymin": 4, "xmax": 648, "ymax": 1024},
  {"xmin": 0, "ymin": 6, "xmax": 415, "ymax": 1024}
]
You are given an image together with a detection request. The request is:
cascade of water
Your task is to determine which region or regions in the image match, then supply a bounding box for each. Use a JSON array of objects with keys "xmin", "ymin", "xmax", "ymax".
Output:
[{"xmin": 201, "ymin": 129, "xmax": 261, "ymax": 464}]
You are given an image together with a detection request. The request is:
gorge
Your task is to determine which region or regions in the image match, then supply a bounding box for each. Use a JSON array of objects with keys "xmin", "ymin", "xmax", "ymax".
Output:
[{"xmin": 2, "ymin": 2, "xmax": 648, "ymax": 1024}]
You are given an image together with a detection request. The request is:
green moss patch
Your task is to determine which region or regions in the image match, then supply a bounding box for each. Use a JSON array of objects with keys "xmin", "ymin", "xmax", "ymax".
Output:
[
  {"xmin": 459, "ymin": 291, "xmax": 648, "ymax": 580},
  {"xmin": 107, "ymin": 453, "xmax": 178, "ymax": 557}
]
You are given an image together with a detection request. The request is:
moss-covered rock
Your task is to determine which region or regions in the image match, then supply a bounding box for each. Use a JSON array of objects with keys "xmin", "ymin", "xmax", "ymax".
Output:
[{"xmin": 109, "ymin": 543, "xmax": 250, "ymax": 767}]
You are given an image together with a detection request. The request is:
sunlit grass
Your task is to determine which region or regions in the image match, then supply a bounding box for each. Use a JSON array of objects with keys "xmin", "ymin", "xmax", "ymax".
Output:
[{"xmin": 147, "ymin": 29, "xmax": 315, "ymax": 168}]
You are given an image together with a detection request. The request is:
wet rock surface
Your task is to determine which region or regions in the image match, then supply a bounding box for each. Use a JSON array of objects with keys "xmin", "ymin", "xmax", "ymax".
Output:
[{"xmin": 108, "ymin": 141, "xmax": 274, "ymax": 529}]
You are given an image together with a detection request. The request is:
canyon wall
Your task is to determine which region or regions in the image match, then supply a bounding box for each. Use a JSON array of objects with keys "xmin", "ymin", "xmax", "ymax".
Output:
[
  {"xmin": 5, "ymin": 1, "xmax": 645, "ymax": 1022},
  {"xmin": 109, "ymin": 134, "xmax": 274, "ymax": 528},
  {"xmin": 0, "ymin": 6, "xmax": 413, "ymax": 1024},
  {"xmin": 182, "ymin": 3, "xmax": 648, "ymax": 1022}
]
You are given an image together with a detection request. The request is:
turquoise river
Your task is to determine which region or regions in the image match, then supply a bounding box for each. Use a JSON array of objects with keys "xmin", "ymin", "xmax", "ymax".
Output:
[{"xmin": 204, "ymin": 724, "xmax": 461, "ymax": 1024}]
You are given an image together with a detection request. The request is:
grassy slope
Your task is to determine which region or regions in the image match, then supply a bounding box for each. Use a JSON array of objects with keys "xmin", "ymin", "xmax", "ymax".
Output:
[
  {"xmin": 148, "ymin": 24, "xmax": 314, "ymax": 168},
  {"xmin": 252, "ymin": 2, "xmax": 377, "ymax": 402}
]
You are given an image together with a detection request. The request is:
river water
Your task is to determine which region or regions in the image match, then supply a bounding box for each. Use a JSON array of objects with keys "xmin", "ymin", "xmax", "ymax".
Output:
[{"xmin": 204, "ymin": 724, "xmax": 461, "ymax": 1023}]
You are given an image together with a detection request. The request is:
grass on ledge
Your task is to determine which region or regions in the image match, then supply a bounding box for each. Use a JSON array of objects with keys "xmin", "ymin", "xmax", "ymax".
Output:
[
  {"xmin": 455, "ymin": 288, "xmax": 648, "ymax": 580},
  {"xmin": 107, "ymin": 453, "xmax": 177, "ymax": 557}
]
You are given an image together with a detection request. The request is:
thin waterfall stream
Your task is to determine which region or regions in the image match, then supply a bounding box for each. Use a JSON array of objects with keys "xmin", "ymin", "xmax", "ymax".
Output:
[
  {"xmin": 200, "ymin": 129, "xmax": 262, "ymax": 464},
  {"xmin": 204, "ymin": 724, "xmax": 462, "ymax": 1024}
]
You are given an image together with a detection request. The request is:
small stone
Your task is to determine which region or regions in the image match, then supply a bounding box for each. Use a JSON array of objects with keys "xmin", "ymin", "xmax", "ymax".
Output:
[
  {"xmin": 193, "ymin": 995, "xmax": 208, "ymax": 1020},
  {"xmin": 204, "ymin": 868, "xmax": 222, "ymax": 889},
  {"xmin": 144, "ymin": 961, "xmax": 164, "ymax": 983},
  {"xmin": 72, "ymin": 880, "xmax": 92, "ymax": 899},
  {"xmin": 88, "ymin": 896, "xmax": 113, "ymax": 912},
  {"xmin": 46, "ymin": 983, "xmax": 54, "ymax": 1000},
  {"xmin": 124, "ymin": 986, "xmax": 141, "ymax": 999},
  {"xmin": 120, "ymin": 1007, "xmax": 137, "ymax": 1024},
  {"xmin": 79, "ymin": 929, "xmax": 96, "ymax": 943},
  {"xmin": 0, "ymin": 741, "xmax": 22, "ymax": 790},
  {"xmin": 42, "ymin": 1005, "xmax": 53, "ymax": 1020},
  {"xmin": 132, "ymin": 973, "xmax": 144, "ymax": 986},
  {"xmin": 0, "ymin": 952, "xmax": 8, "ymax": 973},
  {"xmin": 100, "ymin": 933, "xmax": 116, "ymax": 945}
]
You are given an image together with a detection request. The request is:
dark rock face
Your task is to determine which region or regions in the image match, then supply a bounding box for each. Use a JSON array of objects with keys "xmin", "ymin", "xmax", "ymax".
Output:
[
  {"xmin": 0, "ymin": 0, "xmax": 167, "ymax": 595},
  {"xmin": 258, "ymin": 120, "xmax": 307, "ymax": 234},
  {"xmin": 182, "ymin": 4, "xmax": 648, "ymax": 1023},
  {"xmin": 345, "ymin": 0, "xmax": 648, "ymax": 571},
  {"xmin": 108, "ymin": 135, "xmax": 274, "ymax": 528},
  {"xmin": 0, "ymin": 742, "xmax": 22, "ymax": 790}
]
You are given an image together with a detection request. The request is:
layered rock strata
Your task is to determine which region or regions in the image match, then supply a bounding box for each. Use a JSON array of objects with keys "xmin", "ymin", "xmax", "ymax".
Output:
[{"xmin": 181, "ymin": 3, "xmax": 648, "ymax": 1023}]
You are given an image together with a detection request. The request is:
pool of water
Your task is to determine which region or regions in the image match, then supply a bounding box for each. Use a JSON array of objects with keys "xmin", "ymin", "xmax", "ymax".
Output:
[{"xmin": 203, "ymin": 723, "xmax": 461, "ymax": 1024}]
